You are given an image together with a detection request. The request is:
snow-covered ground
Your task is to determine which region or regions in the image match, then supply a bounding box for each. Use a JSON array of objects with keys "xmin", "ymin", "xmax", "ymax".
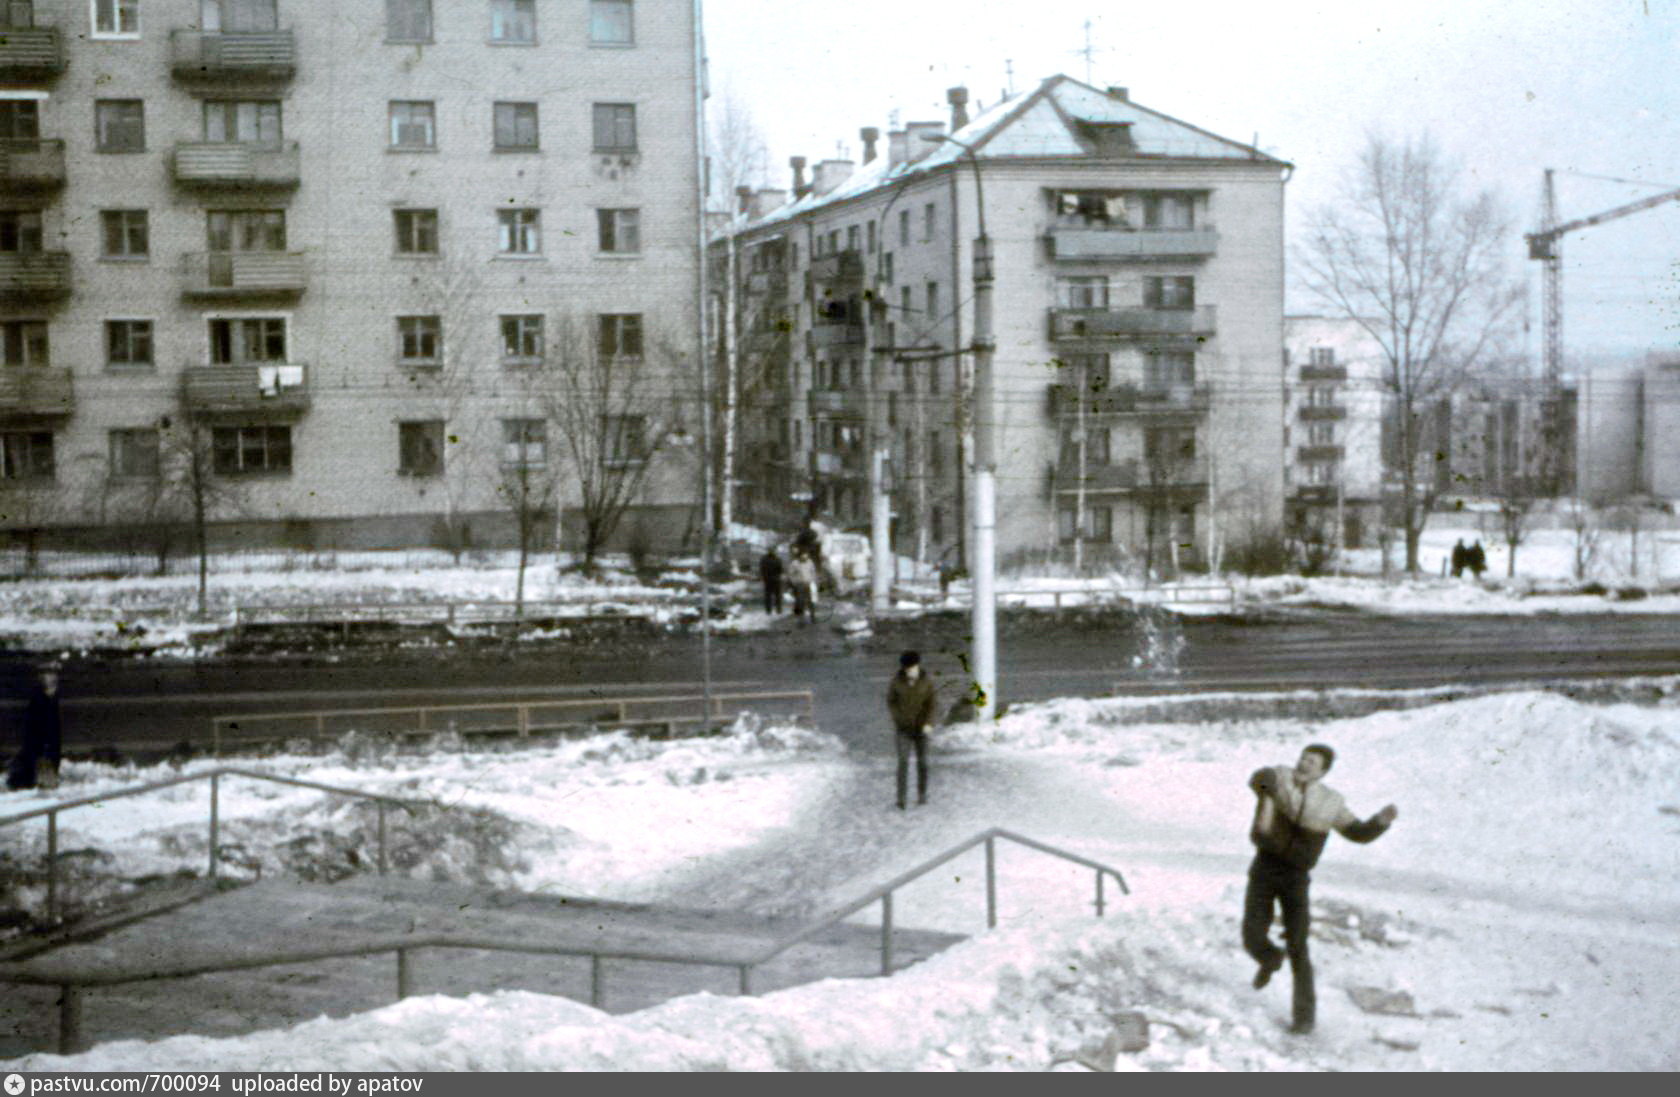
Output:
[{"xmin": 4, "ymin": 684, "xmax": 1678, "ymax": 1071}]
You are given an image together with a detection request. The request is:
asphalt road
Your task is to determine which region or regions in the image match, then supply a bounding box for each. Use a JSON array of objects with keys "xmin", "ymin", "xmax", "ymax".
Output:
[{"xmin": 5, "ymin": 608, "xmax": 1678, "ymax": 758}]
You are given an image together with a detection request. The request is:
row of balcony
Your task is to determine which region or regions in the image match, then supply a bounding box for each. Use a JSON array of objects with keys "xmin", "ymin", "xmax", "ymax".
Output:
[
  {"xmin": 1046, "ymin": 226, "xmax": 1219, "ymax": 261},
  {"xmin": 1046, "ymin": 458, "xmax": 1207, "ymax": 497},
  {"xmin": 0, "ymin": 28, "xmax": 296, "ymax": 81},
  {"xmin": 1046, "ymin": 382, "xmax": 1210, "ymax": 418},
  {"xmin": 0, "ymin": 251, "xmax": 308, "ymax": 304},
  {"xmin": 1050, "ymin": 306, "xmax": 1216, "ymax": 342},
  {"xmin": 0, "ymin": 363, "xmax": 310, "ymax": 421},
  {"xmin": 0, "ymin": 141, "xmax": 302, "ymax": 192}
]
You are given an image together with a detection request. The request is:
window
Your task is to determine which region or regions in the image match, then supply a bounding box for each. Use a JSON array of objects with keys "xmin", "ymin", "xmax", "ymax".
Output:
[
  {"xmin": 106, "ymin": 320, "xmax": 152, "ymax": 367},
  {"xmin": 1064, "ymin": 353, "xmax": 1111, "ymax": 395},
  {"xmin": 489, "ymin": 0, "xmax": 535, "ymax": 43},
  {"xmin": 846, "ymin": 225, "xmax": 860, "ymax": 252},
  {"xmin": 501, "ymin": 418, "xmax": 546, "ymax": 467},
  {"xmin": 922, "ymin": 202, "xmax": 935, "ymax": 241},
  {"xmin": 827, "ymin": 229, "xmax": 838, "ymax": 254},
  {"xmin": 496, "ymin": 208, "xmax": 541, "ymax": 254},
  {"xmin": 1144, "ymin": 350, "xmax": 1195, "ymax": 388},
  {"xmin": 398, "ymin": 420, "xmax": 444, "ymax": 477},
  {"xmin": 0, "ymin": 211, "xmax": 43, "ymax": 253},
  {"xmin": 93, "ymin": 0, "xmax": 141, "ymax": 35},
  {"xmin": 109, "ymin": 428, "xmax": 159, "ymax": 479},
  {"xmin": 389, "ymin": 101, "xmax": 435, "ymax": 149},
  {"xmin": 493, "ymin": 102, "xmax": 538, "ymax": 150},
  {"xmin": 596, "ymin": 208, "xmax": 639, "ymax": 254},
  {"xmin": 203, "ymin": 100, "xmax": 281, "ymax": 146},
  {"xmin": 396, "ymin": 315, "xmax": 440, "ymax": 364},
  {"xmin": 866, "ymin": 221, "xmax": 877, "ymax": 254},
  {"xmin": 928, "ymin": 431, "xmax": 943, "ymax": 475},
  {"xmin": 499, "ymin": 314, "xmax": 543, "ymax": 363},
  {"xmin": 1145, "ymin": 426, "xmax": 1197, "ymax": 466},
  {"xmin": 200, "ymin": 0, "xmax": 277, "ymax": 32},
  {"xmin": 589, "ymin": 0, "xmax": 633, "ymax": 44},
  {"xmin": 0, "ymin": 100, "xmax": 39, "ymax": 141},
  {"xmin": 1307, "ymin": 385, "xmax": 1336, "ymax": 407},
  {"xmin": 1058, "ymin": 506, "xmax": 1113, "ymax": 543},
  {"xmin": 1058, "ymin": 276, "xmax": 1108, "ymax": 310},
  {"xmin": 211, "ymin": 425, "xmax": 291, "ymax": 475},
  {"xmin": 1053, "ymin": 190, "xmax": 1129, "ymax": 227},
  {"xmin": 206, "ymin": 210, "xmax": 285, "ymax": 252},
  {"xmin": 1305, "ymin": 461, "xmax": 1336, "ymax": 486},
  {"xmin": 925, "ymin": 281, "xmax": 939, "ymax": 324},
  {"xmin": 597, "ymin": 313, "xmax": 643, "ymax": 359},
  {"xmin": 1, "ymin": 431, "xmax": 53, "ymax": 481},
  {"xmin": 95, "ymin": 100, "xmax": 145, "ymax": 153},
  {"xmin": 1061, "ymin": 426, "xmax": 1110, "ymax": 466},
  {"xmin": 393, "ymin": 209, "xmax": 439, "ymax": 255},
  {"xmin": 883, "ymin": 252, "xmax": 893, "ymax": 284},
  {"xmin": 604, "ymin": 414, "xmax": 647, "ymax": 465},
  {"xmin": 1144, "ymin": 275, "xmax": 1195, "ymax": 310},
  {"xmin": 1142, "ymin": 193, "xmax": 1195, "ymax": 230},
  {"xmin": 0, "ymin": 320, "xmax": 47, "ymax": 367},
  {"xmin": 385, "ymin": 0, "xmax": 431, "ymax": 41},
  {"xmin": 100, "ymin": 210, "xmax": 149, "ymax": 258},
  {"xmin": 898, "ymin": 209, "xmax": 910, "ymax": 246},
  {"xmin": 592, "ymin": 103, "xmax": 637, "ymax": 152},
  {"xmin": 1309, "ymin": 347, "xmax": 1335, "ymax": 367},
  {"xmin": 1306, "ymin": 422, "xmax": 1335, "ymax": 446},
  {"xmin": 208, "ymin": 317, "xmax": 286, "ymax": 364}
]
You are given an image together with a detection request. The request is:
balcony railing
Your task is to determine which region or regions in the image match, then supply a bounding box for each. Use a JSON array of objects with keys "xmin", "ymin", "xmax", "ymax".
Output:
[
  {"xmin": 1298, "ymin": 404, "xmax": 1347, "ymax": 421},
  {"xmin": 0, "ymin": 367, "xmax": 73, "ymax": 420},
  {"xmin": 1050, "ymin": 458, "xmax": 1208, "ymax": 497},
  {"xmin": 808, "ymin": 388, "xmax": 864, "ymax": 417},
  {"xmin": 0, "ymin": 140, "xmax": 65, "ymax": 190},
  {"xmin": 1047, "ymin": 226, "xmax": 1219, "ymax": 261},
  {"xmin": 814, "ymin": 449, "xmax": 864, "ymax": 477},
  {"xmin": 0, "ymin": 252, "xmax": 71, "ymax": 302},
  {"xmin": 810, "ymin": 321, "xmax": 862, "ymax": 352},
  {"xmin": 1049, "ymin": 306, "xmax": 1216, "ymax": 341},
  {"xmin": 1299, "ymin": 364, "xmax": 1348, "ymax": 382},
  {"xmin": 0, "ymin": 27, "xmax": 64, "ymax": 78},
  {"xmin": 745, "ymin": 269, "xmax": 789, "ymax": 296},
  {"xmin": 1297, "ymin": 444, "xmax": 1344, "ymax": 462},
  {"xmin": 170, "ymin": 29, "xmax": 296, "ymax": 81},
  {"xmin": 182, "ymin": 363, "xmax": 309, "ymax": 417},
  {"xmin": 1047, "ymin": 382, "xmax": 1210, "ymax": 418},
  {"xmin": 172, "ymin": 142, "xmax": 300, "ymax": 188},
  {"xmin": 180, "ymin": 251, "xmax": 307, "ymax": 298},
  {"xmin": 808, "ymin": 249, "xmax": 864, "ymax": 285}
]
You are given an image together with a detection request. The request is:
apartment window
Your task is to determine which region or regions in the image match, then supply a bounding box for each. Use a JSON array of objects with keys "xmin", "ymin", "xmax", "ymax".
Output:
[
  {"xmin": 93, "ymin": 0, "xmax": 141, "ymax": 36},
  {"xmin": 208, "ymin": 317, "xmax": 286, "ymax": 364},
  {"xmin": 0, "ymin": 100, "xmax": 38, "ymax": 141},
  {"xmin": 925, "ymin": 281, "xmax": 939, "ymax": 324},
  {"xmin": 393, "ymin": 209, "xmax": 438, "ymax": 255},
  {"xmin": 847, "ymin": 225, "xmax": 860, "ymax": 252},
  {"xmin": 206, "ymin": 210, "xmax": 285, "ymax": 252},
  {"xmin": 1142, "ymin": 193, "xmax": 1195, "ymax": 230},
  {"xmin": 105, "ymin": 320, "xmax": 153, "ymax": 367},
  {"xmin": 922, "ymin": 202, "xmax": 935, "ymax": 242},
  {"xmin": 1058, "ymin": 506, "xmax": 1113, "ymax": 543},
  {"xmin": 1064, "ymin": 353, "xmax": 1111, "ymax": 394},
  {"xmin": 597, "ymin": 313, "xmax": 643, "ymax": 359},
  {"xmin": 385, "ymin": 0, "xmax": 431, "ymax": 42},
  {"xmin": 1144, "ymin": 275, "xmax": 1195, "ymax": 310},
  {"xmin": 95, "ymin": 100, "xmax": 145, "ymax": 153},
  {"xmin": 0, "ymin": 320, "xmax": 47, "ymax": 367},
  {"xmin": 501, "ymin": 418, "xmax": 546, "ymax": 467},
  {"xmin": 604, "ymin": 414, "xmax": 647, "ymax": 465},
  {"xmin": 100, "ymin": 210, "xmax": 149, "ymax": 258},
  {"xmin": 1144, "ymin": 350, "xmax": 1195, "ymax": 388},
  {"xmin": 500, "ymin": 314, "xmax": 544, "ymax": 363},
  {"xmin": 928, "ymin": 431, "xmax": 943, "ymax": 475},
  {"xmin": 491, "ymin": 102, "xmax": 539, "ymax": 150},
  {"xmin": 866, "ymin": 221, "xmax": 877, "ymax": 254},
  {"xmin": 396, "ymin": 315, "xmax": 440, "ymax": 364},
  {"xmin": 211, "ymin": 425, "xmax": 291, "ymax": 475},
  {"xmin": 489, "ymin": 0, "xmax": 535, "ymax": 43},
  {"xmin": 496, "ymin": 208, "xmax": 541, "ymax": 254},
  {"xmin": 596, "ymin": 208, "xmax": 640, "ymax": 254},
  {"xmin": 109, "ymin": 428, "xmax": 159, "ymax": 480},
  {"xmin": 1059, "ymin": 276, "xmax": 1108, "ymax": 310},
  {"xmin": 200, "ymin": 0, "xmax": 277, "ymax": 31},
  {"xmin": 1053, "ymin": 190, "xmax": 1128, "ymax": 227},
  {"xmin": 1305, "ymin": 461, "xmax": 1336, "ymax": 486},
  {"xmin": 1307, "ymin": 422, "xmax": 1335, "ymax": 446},
  {"xmin": 898, "ymin": 209, "xmax": 910, "ymax": 247},
  {"xmin": 1061, "ymin": 426, "xmax": 1110, "ymax": 466},
  {"xmin": 827, "ymin": 229, "xmax": 840, "ymax": 255},
  {"xmin": 1307, "ymin": 385, "xmax": 1336, "ymax": 407},
  {"xmin": 589, "ymin": 0, "xmax": 633, "ymax": 44},
  {"xmin": 0, "ymin": 211, "xmax": 43, "ymax": 253},
  {"xmin": 1309, "ymin": 347, "xmax": 1335, "ymax": 366},
  {"xmin": 203, "ymin": 100, "xmax": 281, "ymax": 146},
  {"xmin": 389, "ymin": 101, "xmax": 436, "ymax": 149},
  {"xmin": 1, "ymin": 431, "xmax": 53, "ymax": 481},
  {"xmin": 398, "ymin": 420, "xmax": 444, "ymax": 477},
  {"xmin": 1145, "ymin": 426, "xmax": 1197, "ymax": 466},
  {"xmin": 592, "ymin": 103, "xmax": 637, "ymax": 152},
  {"xmin": 883, "ymin": 252, "xmax": 893, "ymax": 284}
]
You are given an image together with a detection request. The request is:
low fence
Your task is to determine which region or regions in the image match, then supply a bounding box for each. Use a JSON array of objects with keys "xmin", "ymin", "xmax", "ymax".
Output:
[
  {"xmin": 893, "ymin": 583, "xmax": 1234, "ymax": 611},
  {"xmin": 230, "ymin": 596, "xmax": 698, "ymax": 629}
]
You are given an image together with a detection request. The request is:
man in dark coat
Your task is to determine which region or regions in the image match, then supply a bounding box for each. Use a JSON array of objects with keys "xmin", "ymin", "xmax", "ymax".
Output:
[
  {"xmin": 1451, "ymin": 539, "xmax": 1467, "ymax": 578},
  {"xmin": 758, "ymin": 547, "xmax": 784, "ymax": 614},
  {"xmin": 7, "ymin": 664, "xmax": 63, "ymax": 791},
  {"xmin": 1243, "ymin": 744, "xmax": 1397, "ymax": 1035},
  {"xmin": 886, "ymin": 651, "xmax": 938, "ymax": 810},
  {"xmin": 1468, "ymin": 540, "xmax": 1487, "ymax": 578}
]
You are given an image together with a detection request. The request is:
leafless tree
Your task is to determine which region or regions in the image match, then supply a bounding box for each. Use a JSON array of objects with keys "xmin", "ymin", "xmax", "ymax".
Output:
[
  {"xmin": 1298, "ymin": 133, "xmax": 1523, "ymax": 573},
  {"xmin": 152, "ymin": 416, "xmax": 250, "ymax": 616}
]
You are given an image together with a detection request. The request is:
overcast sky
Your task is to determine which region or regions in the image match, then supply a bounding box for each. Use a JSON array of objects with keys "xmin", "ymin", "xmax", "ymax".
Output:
[{"xmin": 703, "ymin": 0, "xmax": 1679, "ymax": 364}]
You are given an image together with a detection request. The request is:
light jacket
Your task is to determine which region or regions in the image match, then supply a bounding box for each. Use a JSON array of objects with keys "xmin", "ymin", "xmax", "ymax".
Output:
[{"xmin": 1249, "ymin": 765, "xmax": 1389, "ymax": 870}]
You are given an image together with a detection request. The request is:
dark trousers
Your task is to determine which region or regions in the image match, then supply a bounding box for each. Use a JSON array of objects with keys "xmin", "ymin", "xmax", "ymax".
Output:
[
  {"xmin": 1242, "ymin": 851, "xmax": 1315, "ymax": 1028},
  {"xmin": 895, "ymin": 729, "xmax": 928, "ymax": 808},
  {"xmin": 762, "ymin": 579, "xmax": 783, "ymax": 614}
]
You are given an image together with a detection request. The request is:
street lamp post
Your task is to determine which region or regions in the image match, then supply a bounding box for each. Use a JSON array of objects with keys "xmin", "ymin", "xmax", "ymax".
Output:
[{"xmin": 927, "ymin": 133, "xmax": 997, "ymax": 720}]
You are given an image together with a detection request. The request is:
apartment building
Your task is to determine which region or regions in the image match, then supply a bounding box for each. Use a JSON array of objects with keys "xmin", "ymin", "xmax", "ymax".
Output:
[
  {"xmin": 1283, "ymin": 316, "xmax": 1386, "ymax": 547},
  {"xmin": 711, "ymin": 75, "xmax": 1288, "ymax": 572},
  {"xmin": 0, "ymin": 0, "xmax": 701, "ymax": 555},
  {"xmin": 1577, "ymin": 354, "xmax": 1679, "ymax": 502}
]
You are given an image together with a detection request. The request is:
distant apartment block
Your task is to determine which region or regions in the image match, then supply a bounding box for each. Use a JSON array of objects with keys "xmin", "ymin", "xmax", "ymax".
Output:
[{"xmin": 1283, "ymin": 316, "xmax": 1386, "ymax": 546}]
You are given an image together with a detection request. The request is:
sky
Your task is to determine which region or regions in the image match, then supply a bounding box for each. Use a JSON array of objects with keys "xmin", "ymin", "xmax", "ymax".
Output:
[{"xmin": 703, "ymin": 0, "xmax": 1680, "ymax": 363}]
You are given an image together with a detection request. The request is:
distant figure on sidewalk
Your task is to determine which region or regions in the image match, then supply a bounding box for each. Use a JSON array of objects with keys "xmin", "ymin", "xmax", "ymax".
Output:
[
  {"xmin": 7, "ymin": 663, "xmax": 63, "ymax": 791},
  {"xmin": 1468, "ymin": 540, "xmax": 1487, "ymax": 579},
  {"xmin": 1243, "ymin": 744, "xmax": 1397, "ymax": 1035},
  {"xmin": 758, "ymin": 547, "xmax": 784, "ymax": 614},
  {"xmin": 788, "ymin": 551, "xmax": 819, "ymax": 623},
  {"xmin": 886, "ymin": 651, "xmax": 938, "ymax": 810},
  {"xmin": 1450, "ymin": 539, "xmax": 1467, "ymax": 578}
]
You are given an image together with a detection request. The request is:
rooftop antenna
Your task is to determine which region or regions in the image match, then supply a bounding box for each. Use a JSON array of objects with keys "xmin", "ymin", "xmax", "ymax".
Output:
[
  {"xmin": 1078, "ymin": 19, "xmax": 1097, "ymax": 84},
  {"xmin": 1004, "ymin": 58, "xmax": 1015, "ymax": 98}
]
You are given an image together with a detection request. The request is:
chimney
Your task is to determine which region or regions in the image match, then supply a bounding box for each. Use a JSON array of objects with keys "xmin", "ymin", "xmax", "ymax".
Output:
[
  {"xmin": 1107, "ymin": 86, "xmax": 1129, "ymax": 101},
  {"xmin": 887, "ymin": 129, "xmax": 908, "ymax": 168},
  {"xmin": 947, "ymin": 86, "xmax": 970, "ymax": 131},
  {"xmin": 790, "ymin": 156, "xmax": 809, "ymax": 198},
  {"xmin": 860, "ymin": 127, "xmax": 880, "ymax": 164},
  {"xmin": 904, "ymin": 121, "xmax": 945, "ymax": 163},
  {"xmin": 734, "ymin": 185, "xmax": 753, "ymax": 216},
  {"xmin": 750, "ymin": 188, "xmax": 788, "ymax": 220},
  {"xmin": 813, "ymin": 158, "xmax": 854, "ymax": 196}
]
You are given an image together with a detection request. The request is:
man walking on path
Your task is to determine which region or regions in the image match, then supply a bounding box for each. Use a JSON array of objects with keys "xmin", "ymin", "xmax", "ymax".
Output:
[
  {"xmin": 886, "ymin": 651, "xmax": 938, "ymax": 810},
  {"xmin": 758, "ymin": 547, "xmax": 784, "ymax": 615},
  {"xmin": 1243, "ymin": 744, "xmax": 1397, "ymax": 1035},
  {"xmin": 7, "ymin": 663, "xmax": 63, "ymax": 791},
  {"xmin": 788, "ymin": 551, "xmax": 818, "ymax": 623}
]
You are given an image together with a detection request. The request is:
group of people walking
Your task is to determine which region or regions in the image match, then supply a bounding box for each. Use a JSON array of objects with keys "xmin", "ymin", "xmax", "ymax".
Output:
[
  {"xmin": 1451, "ymin": 538, "xmax": 1488, "ymax": 578},
  {"xmin": 758, "ymin": 533, "xmax": 822, "ymax": 623}
]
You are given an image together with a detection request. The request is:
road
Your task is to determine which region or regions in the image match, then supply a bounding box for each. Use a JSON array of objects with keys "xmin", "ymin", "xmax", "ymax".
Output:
[{"xmin": 5, "ymin": 610, "xmax": 1679, "ymax": 758}]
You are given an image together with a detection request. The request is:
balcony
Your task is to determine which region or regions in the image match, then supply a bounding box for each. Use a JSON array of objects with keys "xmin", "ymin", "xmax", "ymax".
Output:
[
  {"xmin": 180, "ymin": 251, "xmax": 307, "ymax": 299},
  {"xmin": 0, "ymin": 27, "xmax": 64, "ymax": 79},
  {"xmin": 1298, "ymin": 404, "xmax": 1347, "ymax": 422},
  {"xmin": 746, "ymin": 268, "xmax": 789, "ymax": 297},
  {"xmin": 0, "ymin": 368, "xmax": 72, "ymax": 421},
  {"xmin": 170, "ymin": 29, "xmax": 296, "ymax": 82},
  {"xmin": 0, "ymin": 140, "xmax": 65, "ymax": 191},
  {"xmin": 173, "ymin": 142, "xmax": 300, "ymax": 189},
  {"xmin": 808, "ymin": 388, "xmax": 864, "ymax": 418},
  {"xmin": 1047, "ymin": 225, "xmax": 1219, "ymax": 261},
  {"xmin": 1049, "ymin": 306, "xmax": 1216, "ymax": 342},
  {"xmin": 182, "ymin": 363, "xmax": 309, "ymax": 418},
  {"xmin": 1297, "ymin": 445, "xmax": 1344, "ymax": 462},
  {"xmin": 1047, "ymin": 382, "xmax": 1210, "ymax": 418},
  {"xmin": 814, "ymin": 449, "xmax": 864, "ymax": 478},
  {"xmin": 810, "ymin": 321, "xmax": 862, "ymax": 352},
  {"xmin": 1299, "ymin": 364, "xmax": 1347, "ymax": 382},
  {"xmin": 0, "ymin": 251, "xmax": 71, "ymax": 303},
  {"xmin": 808, "ymin": 248, "xmax": 864, "ymax": 286},
  {"xmin": 1050, "ymin": 459, "xmax": 1140, "ymax": 494},
  {"xmin": 1050, "ymin": 458, "xmax": 1208, "ymax": 498}
]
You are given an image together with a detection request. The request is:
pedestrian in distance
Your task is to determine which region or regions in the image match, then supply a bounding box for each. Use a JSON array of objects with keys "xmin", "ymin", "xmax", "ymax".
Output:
[
  {"xmin": 1468, "ymin": 540, "xmax": 1487, "ymax": 579},
  {"xmin": 887, "ymin": 651, "xmax": 938, "ymax": 810},
  {"xmin": 6, "ymin": 662, "xmax": 63, "ymax": 792},
  {"xmin": 788, "ymin": 550, "xmax": 819, "ymax": 623},
  {"xmin": 759, "ymin": 546, "xmax": 785, "ymax": 615},
  {"xmin": 1450, "ymin": 539, "xmax": 1467, "ymax": 578},
  {"xmin": 1243, "ymin": 744, "xmax": 1398, "ymax": 1035}
]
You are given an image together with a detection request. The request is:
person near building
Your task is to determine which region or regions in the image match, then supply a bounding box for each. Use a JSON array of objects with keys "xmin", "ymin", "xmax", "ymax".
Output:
[
  {"xmin": 788, "ymin": 550, "xmax": 819, "ymax": 622},
  {"xmin": 1243, "ymin": 744, "xmax": 1398, "ymax": 1035},
  {"xmin": 7, "ymin": 663, "xmax": 63, "ymax": 792},
  {"xmin": 886, "ymin": 651, "xmax": 938, "ymax": 810},
  {"xmin": 758, "ymin": 547, "xmax": 785, "ymax": 614}
]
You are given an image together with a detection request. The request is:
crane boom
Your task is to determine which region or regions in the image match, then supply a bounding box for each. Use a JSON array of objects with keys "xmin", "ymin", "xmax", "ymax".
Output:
[{"xmin": 1525, "ymin": 184, "xmax": 1680, "ymax": 258}]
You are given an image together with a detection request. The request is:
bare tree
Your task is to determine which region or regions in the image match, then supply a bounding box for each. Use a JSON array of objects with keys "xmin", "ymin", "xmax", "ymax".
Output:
[
  {"xmin": 1298, "ymin": 133, "xmax": 1523, "ymax": 573},
  {"xmin": 152, "ymin": 416, "xmax": 250, "ymax": 616}
]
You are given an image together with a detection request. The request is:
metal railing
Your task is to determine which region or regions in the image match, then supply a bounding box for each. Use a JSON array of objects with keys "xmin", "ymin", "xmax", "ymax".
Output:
[
  {"xmin": 893, "ymin": 583, "xmax": 1233, "ymax": 610},
  {"xmin": 209, "ymin": 690, "xmax": 818, "ymax": 755},
  {"xmin": 0, "ymin": 768, "xmax": 430, "ymax": 925},
  {"xmin": 230, "ymin": 594, "xmax": 698, "ymax": 627},
  {"xmin": 0, "ymin": 827, "xmax": 1127, "ymax": 1055}
]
